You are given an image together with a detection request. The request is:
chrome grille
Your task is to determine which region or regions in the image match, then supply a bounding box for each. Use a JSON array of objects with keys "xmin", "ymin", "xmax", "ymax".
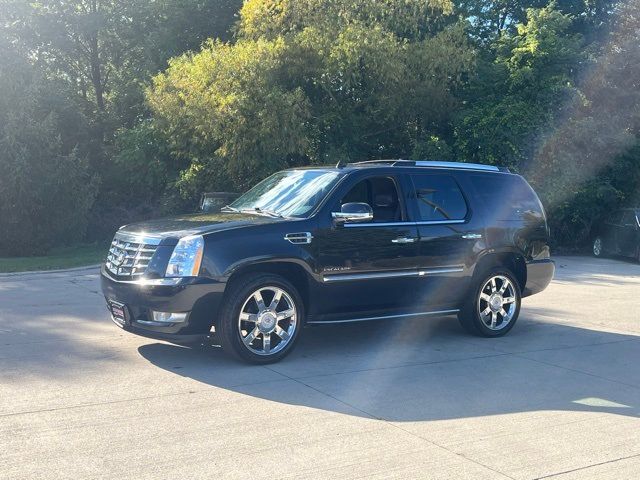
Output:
[{"xmin": 105, "ymin": 233, "xmax": 160, "ymax": 277}]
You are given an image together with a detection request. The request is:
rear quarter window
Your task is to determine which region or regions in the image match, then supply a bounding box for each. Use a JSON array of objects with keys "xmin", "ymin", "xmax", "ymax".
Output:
[{"xmin": 469, "ymin": 174, "xmax": 544, "ymax": 221}]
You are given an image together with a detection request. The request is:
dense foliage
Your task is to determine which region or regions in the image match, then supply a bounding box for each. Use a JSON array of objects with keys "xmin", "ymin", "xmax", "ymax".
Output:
[
  {"xmin": 148, "ymin": 0, "xmax": 473, "ymax": 192},
  {"xmin": 1, "ymin": 0, "xmax": 638, "ymax": 255},
  {"xmin": 0, "ymin": 44, "xmax": 96, "ymax": 255}
]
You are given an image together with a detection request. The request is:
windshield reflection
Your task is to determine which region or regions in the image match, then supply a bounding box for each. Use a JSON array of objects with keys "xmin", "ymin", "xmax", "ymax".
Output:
[{"xmin": 228, "ymin": 170, "xmax": 341, "ymax": 218}]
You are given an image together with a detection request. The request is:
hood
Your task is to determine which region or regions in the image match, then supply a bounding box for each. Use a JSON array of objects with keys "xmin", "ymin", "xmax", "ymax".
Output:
[{"xmin": 118, "ymin": 212, "xmax": 282, "ymax": 240}]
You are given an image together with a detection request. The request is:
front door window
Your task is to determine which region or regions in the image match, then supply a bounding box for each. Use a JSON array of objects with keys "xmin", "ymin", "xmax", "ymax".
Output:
[{"xmin": 338, "ymin": 176, "xmax": 404, "ymax": 223}]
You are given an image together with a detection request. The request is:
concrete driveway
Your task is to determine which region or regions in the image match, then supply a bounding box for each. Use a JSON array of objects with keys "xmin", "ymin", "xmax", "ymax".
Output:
[{"xmin": 1, "ymin": 256, "xmax": 639, "ymax": 479}]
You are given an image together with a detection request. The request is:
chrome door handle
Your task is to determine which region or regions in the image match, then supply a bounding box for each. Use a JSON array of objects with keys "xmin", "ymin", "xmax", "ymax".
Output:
[
  {"xmin": 392, "ymin": 237, "xmax": 417, "ymax": 244},
  {"xmin": 461, "ymin": 233, "xmax": 482, "ymax": 239}
]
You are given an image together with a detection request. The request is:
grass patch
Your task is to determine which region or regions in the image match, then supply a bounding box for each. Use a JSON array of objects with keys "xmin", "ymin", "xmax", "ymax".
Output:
[{"xmin": 0, "ymin": 243, "xmax": 108, "ymax": 273}]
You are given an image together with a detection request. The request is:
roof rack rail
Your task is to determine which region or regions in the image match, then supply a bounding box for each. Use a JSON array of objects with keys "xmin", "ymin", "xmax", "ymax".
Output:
[
  {"xmin": 350, "ymin": 159, "xmax": 412, "ymax": 166},
  {"xmin": 350, "ymin": 159, "xmax": 508, "ymax": 172},
  {"xmin": 414, "ymin": 161, "xmax": 504, "ymax": 172}
]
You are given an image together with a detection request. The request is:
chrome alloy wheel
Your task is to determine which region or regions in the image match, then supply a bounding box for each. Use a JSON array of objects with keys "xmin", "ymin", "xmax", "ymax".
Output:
[
  {"xmin": 477, "ymin": 275, "xmax": 517, "ymax": 331},
  {"xmin": 238, "ymin": 286, "xmax": 297, "ymax": 356},
  {"xmin": 593, "ymin": 237, "xmax": 602, "ymax": 256}
]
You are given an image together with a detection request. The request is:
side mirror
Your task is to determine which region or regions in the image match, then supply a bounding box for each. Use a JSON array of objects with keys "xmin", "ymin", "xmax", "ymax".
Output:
[{"xmin": 332, "ymin": 202, "xmax": 373, "ymax": 223}]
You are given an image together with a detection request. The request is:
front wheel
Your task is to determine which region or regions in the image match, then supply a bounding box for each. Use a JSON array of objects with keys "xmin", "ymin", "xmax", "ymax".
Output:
[
  {"xmin": 217, "ymin": 274, "xmax": 303, "ymax": 364},
  {"xmin": 458, "ymin": 268, "xmax": 521, "ymax": 337}
]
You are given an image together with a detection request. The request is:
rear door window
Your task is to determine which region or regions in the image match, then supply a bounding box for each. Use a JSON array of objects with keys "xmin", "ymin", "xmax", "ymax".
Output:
[
  {"xmin": 410, "ymin": 174, "xmax": 468, "ymax": 222},
  {"xmin": 469, "ymin": 174, "xmax": 543, "ymax": 221}
]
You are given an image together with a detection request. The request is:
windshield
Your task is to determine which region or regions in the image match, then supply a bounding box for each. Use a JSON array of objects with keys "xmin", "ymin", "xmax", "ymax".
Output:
[{"xmin": 228, "ymin": 169, "xmax": 341, "ymax": 218}]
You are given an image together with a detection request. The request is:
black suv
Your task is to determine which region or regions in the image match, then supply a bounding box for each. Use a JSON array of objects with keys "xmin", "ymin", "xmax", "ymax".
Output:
[
  {"xmin": 592, "ymin": 208, "xmax": 640, "ymax": 261},
  {"xmin": 101, "ymin": 160, "xmax": 554, "ymax": 363}
]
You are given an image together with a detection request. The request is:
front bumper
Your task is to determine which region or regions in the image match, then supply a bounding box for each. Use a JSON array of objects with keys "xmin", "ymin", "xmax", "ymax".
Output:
[
  {"xmin": 100, "ymin": 267, "xmax": 226, "ymax": 343},
  {"xmin": 523, "ymin": 258, "xmax": 555, "ymax": 297}
]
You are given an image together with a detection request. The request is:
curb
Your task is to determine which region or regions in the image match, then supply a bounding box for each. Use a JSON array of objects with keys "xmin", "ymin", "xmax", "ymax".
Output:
[{"xmin": 0, "ymin": 264, "xmax": 101, "ymax": 278}]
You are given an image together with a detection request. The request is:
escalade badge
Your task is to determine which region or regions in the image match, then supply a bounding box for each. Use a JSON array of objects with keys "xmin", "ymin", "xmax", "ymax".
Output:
[{"xmin": 323, "ymin": 266, "xmax": 351, "ymax": 272}]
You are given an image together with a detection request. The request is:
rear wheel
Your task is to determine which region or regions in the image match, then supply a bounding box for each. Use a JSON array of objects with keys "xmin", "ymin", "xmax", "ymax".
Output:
[
  {"xmin": 458, "ymin": 268, "xmax": 521, "ymax": 337},
  {"xmin": 217, "ymin": 274, "xmax": 303, "ymax": 364},
  {"xmin": 592, "ymin": 237, "xmax": 604, "ymax": 257}
]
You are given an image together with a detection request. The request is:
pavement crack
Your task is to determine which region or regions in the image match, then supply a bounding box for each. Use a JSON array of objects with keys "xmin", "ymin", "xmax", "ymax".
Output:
[
  {"xmin": 533, "ymin": 452, "xmax": 640, "ymax": 479},
  {"xmin": 287, "ymin": 351, "xmax": 513, "ymax": 381},
  {"xmin": 511, "ymin": 337, "xmax": 639, "ymax": 355},
  {"xmin": 0, "ymin": 377, "xmax": 292, "ymax": 418}
]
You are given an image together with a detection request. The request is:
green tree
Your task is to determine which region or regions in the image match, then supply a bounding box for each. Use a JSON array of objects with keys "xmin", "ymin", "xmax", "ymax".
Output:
[
  {"xmin": 454, "ymin": 4, "xmax": 584, "ymax": 169},
  {"xmin": 531, "ymin": 0, "xmax": 640, "ymax": 245},
  {"xmin": 1, "ymin": 0, "xmax": 244, "ymax": 250},
  {"xmin": 456, "ymin": 0, "xmax": 616, "ymax": 42},
  {"xmin": 1, "ymin": 0, "xmax": 242, "ymax": 118},
  {"xmin": 147, "ymin": 0, "xmax": 474, "ymax": 196},
  {"xmin": 0, "ymin": 46, "xmax": 97, "ymax": 255}
]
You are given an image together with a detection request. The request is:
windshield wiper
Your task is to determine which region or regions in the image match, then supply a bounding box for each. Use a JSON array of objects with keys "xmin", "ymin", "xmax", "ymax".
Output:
[
  {"xmin": 241, "ymin": 207, "xmax": 284, "ymax": 218},
  {"xmin": 220, "ymin": 205, "xmax": 240, "ymax": 213}
]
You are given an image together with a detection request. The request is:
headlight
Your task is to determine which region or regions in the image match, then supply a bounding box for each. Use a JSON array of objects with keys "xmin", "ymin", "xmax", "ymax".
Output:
[{"xmin": 165, "ymin": 235, "xmax": 204, "ymax": 278}]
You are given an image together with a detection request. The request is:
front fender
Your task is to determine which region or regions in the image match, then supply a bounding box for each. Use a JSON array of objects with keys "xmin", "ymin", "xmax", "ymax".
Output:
[{"xmin": 199, "ymin": 220, "xmax": 319, "ymax": 281}]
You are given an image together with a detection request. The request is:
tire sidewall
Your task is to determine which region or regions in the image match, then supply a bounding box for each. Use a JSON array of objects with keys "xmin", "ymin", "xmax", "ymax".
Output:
[
  {"xmin": 219, "ymin": 274, "xmax": 304, "ymax": 364},
  {"xmin": 470, "ymin": 268, "xmax": 521, "ymax": 337}
]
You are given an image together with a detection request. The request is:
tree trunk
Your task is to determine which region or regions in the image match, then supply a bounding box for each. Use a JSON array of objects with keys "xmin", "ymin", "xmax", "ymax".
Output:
[
  {"xmin": 88, "ymin": 0, "xmax": 104, "ymax": 111},
  {"xmin": 89, "ymin": 35, "xmax": 104, "ymax": 111}
]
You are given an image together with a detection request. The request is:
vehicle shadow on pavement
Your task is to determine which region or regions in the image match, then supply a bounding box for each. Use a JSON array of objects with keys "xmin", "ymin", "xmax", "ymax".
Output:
[{"xmin": 138, "ymin": 314, "xmax": 640, "ymax": 423}]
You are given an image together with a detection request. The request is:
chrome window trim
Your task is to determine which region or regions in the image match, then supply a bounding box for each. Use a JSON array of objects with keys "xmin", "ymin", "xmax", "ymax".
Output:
[
  {"xmin": 416, "ymin": 220, "xmax": 466, "ymax": 226},
  {"xmin": 343, "ymin": 219, "xmax": 465, "ymax": 228},
  {"xmin": 344, "ymin": 221, "xmax": 414, "ymax": 228},
  {"xmin": 307, "ymin": 309, "xmax": 460, "ymax": 324},
  {"xmin": 322, "ymin": 266, "xmax": 464, "ymax": 282}
]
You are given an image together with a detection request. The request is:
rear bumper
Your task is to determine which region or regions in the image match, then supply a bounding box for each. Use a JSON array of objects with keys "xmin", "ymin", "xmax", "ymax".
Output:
[
  {"xmin": 100, "ymin": 267, "xmax": 226, "ymax": 342},
  {"xmin": 523, "ymin": 258, "xmax": 555, "ymax": 297}
]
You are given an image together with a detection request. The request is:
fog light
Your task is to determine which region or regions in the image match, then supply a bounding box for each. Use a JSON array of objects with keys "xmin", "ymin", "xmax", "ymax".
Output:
[{"xmin": 151, "ymin": 311, "xmax": 188, "ymax": 323}]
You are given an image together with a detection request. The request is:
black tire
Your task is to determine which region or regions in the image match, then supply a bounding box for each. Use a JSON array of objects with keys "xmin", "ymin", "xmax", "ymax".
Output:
[
  {"xmin": 458, "ymin": 267, "xmax": 521, "ymax": 337},
  {"xmin": 592, "ymin": 237, "xmax": 604, "ymax": 257},
  {"xmin": 217, "ymin": 274, "xmax": 304, "ymax": 364}
]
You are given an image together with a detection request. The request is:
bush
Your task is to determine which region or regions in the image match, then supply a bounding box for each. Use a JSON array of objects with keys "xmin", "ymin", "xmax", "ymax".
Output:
[{"xmin": 0, "ymin": 50, "xmax": 97, "ymax": 256}]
